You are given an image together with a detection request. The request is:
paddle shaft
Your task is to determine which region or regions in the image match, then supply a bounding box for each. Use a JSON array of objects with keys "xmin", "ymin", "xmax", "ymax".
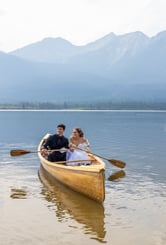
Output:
[
  {"xmin": 74, "ymin": 146, "xmax": 126, "ymax": 168},
  {"xmin": 10, "ymin": 148, "xmax": 67, "ymax": 156}
]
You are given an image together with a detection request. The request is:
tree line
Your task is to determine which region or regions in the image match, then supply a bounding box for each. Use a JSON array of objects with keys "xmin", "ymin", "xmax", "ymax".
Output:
[{"xmin": 0, "ymin": 101, "xmax": 166, "ymax": 110}]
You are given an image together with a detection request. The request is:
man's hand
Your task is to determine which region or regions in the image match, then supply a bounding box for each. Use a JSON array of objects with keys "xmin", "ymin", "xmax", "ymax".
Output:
[{"xmin": 41, "ymin": 149, "xmax": 49, "ymax": 156}]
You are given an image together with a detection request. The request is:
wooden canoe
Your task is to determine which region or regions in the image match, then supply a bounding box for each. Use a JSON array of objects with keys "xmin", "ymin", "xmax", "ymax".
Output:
[{"xmin": 38, "ymin": 134, "xmax": 105, "ymax": 203}]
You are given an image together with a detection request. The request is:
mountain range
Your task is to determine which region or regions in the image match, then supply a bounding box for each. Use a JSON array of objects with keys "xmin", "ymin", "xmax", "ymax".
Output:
[{"xmin": 0, "ymin": 30, "xmax": 166, "ymax": 103}]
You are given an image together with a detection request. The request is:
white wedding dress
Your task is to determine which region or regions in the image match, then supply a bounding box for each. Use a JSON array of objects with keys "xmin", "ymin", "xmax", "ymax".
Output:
[{"xmin": 66, "ymin": 143, "xmax": 91, "ymax": 166}]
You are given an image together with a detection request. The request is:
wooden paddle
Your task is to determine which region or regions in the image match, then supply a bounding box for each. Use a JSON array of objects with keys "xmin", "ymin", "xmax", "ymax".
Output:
[
  {"xmin": 10, "ymin": 148, "xmax": 126, "ymax": 168},
  {"xmin": 10, "ymin": 149, "xmax": 94, "ymax": 165},
  {"xmin": 10, "ymin": 148, "xmax": 67, "ymax": 157},
  {"xmin": 75, "ymin": 146, "xmax": 126, "ymax": 169}
]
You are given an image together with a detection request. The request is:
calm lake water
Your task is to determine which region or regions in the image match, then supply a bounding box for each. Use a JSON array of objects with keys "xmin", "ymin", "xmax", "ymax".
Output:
[{"xmin": 0, "ymin": 110, "xmax": 166, "ymax": 245}]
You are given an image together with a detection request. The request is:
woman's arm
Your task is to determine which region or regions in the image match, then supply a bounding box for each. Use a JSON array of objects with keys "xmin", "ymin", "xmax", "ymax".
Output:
[{"xmin": 83, "ymin": 138, "xmax": 90, "ymax": 151}]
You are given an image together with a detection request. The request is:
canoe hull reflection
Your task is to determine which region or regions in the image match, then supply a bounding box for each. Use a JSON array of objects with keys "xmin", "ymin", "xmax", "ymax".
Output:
[
  {"xmin": 38, "ymin": 166, "xmax": 106, "ymax": 241},
  {"xmin": 38, "ymin": 134, "xmax": 105, "ymax": 203}
]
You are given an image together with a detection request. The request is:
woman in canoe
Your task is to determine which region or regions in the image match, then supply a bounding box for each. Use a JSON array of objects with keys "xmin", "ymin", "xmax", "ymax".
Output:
[{"xmin": 66, "ymin": 128, "xmax": 91, "ymax": 166}]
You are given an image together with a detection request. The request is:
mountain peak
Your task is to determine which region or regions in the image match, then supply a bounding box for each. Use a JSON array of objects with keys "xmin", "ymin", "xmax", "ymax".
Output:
[
  {"xmin": 119, "ymin": 31, "xmax": 149, "ymax": 42},
  {"xmin": 10, "ymin": 37, "xmax": 76, "ymax": 63},
  {"xmin": 41, "ymin": 37, "xmax": 74, "ymax": 47},
  {"xmin": 152, "ymin": 30, "xmax": 166, "ymax": 42},
  {"xmin": 84, "ymin": 32, "xmax": 117, "ymax": 51}
]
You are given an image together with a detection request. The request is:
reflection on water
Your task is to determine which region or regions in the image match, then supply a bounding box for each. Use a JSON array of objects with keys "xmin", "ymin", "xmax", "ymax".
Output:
[
  {"xmin": 10, "ymin": 188, "xmax": 28, "ymax": 199},
  {"xmin": 108, "ymin": 170, "xmax": 126, "ymax": 182},
  {"xmin": 38, "ymin": 166, "xmax": 106, "ymax": 243}
]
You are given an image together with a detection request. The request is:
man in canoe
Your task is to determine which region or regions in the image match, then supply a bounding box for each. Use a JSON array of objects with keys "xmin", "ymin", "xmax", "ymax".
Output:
[{"xmin": 41, "ymin": 124, "xmax": 69, "ymax": 162}]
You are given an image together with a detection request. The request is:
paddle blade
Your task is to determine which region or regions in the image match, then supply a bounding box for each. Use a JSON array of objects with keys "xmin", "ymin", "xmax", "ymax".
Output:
[
  {"xmin": 10, "ymin": 149, "xmax": 31, "ymax": 156},
  {"xmin": 108, "ymin": 159, "xmax": 126, "ymax": 168}
]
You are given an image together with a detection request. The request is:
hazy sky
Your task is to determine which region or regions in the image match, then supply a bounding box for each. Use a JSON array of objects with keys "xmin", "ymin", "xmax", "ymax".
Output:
[{"xmin": 0, "ymin": 0, "xmax": 166, "ymax": 52}]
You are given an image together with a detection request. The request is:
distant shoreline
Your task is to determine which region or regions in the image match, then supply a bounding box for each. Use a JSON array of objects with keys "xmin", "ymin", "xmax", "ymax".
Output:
[
  {"xmin": 1, "ymin": 109, "xmax": 166, "ymax": 113},
  {"xmin": 1, "ymin": 101, "xmax": 166, "ymax": 111}
]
